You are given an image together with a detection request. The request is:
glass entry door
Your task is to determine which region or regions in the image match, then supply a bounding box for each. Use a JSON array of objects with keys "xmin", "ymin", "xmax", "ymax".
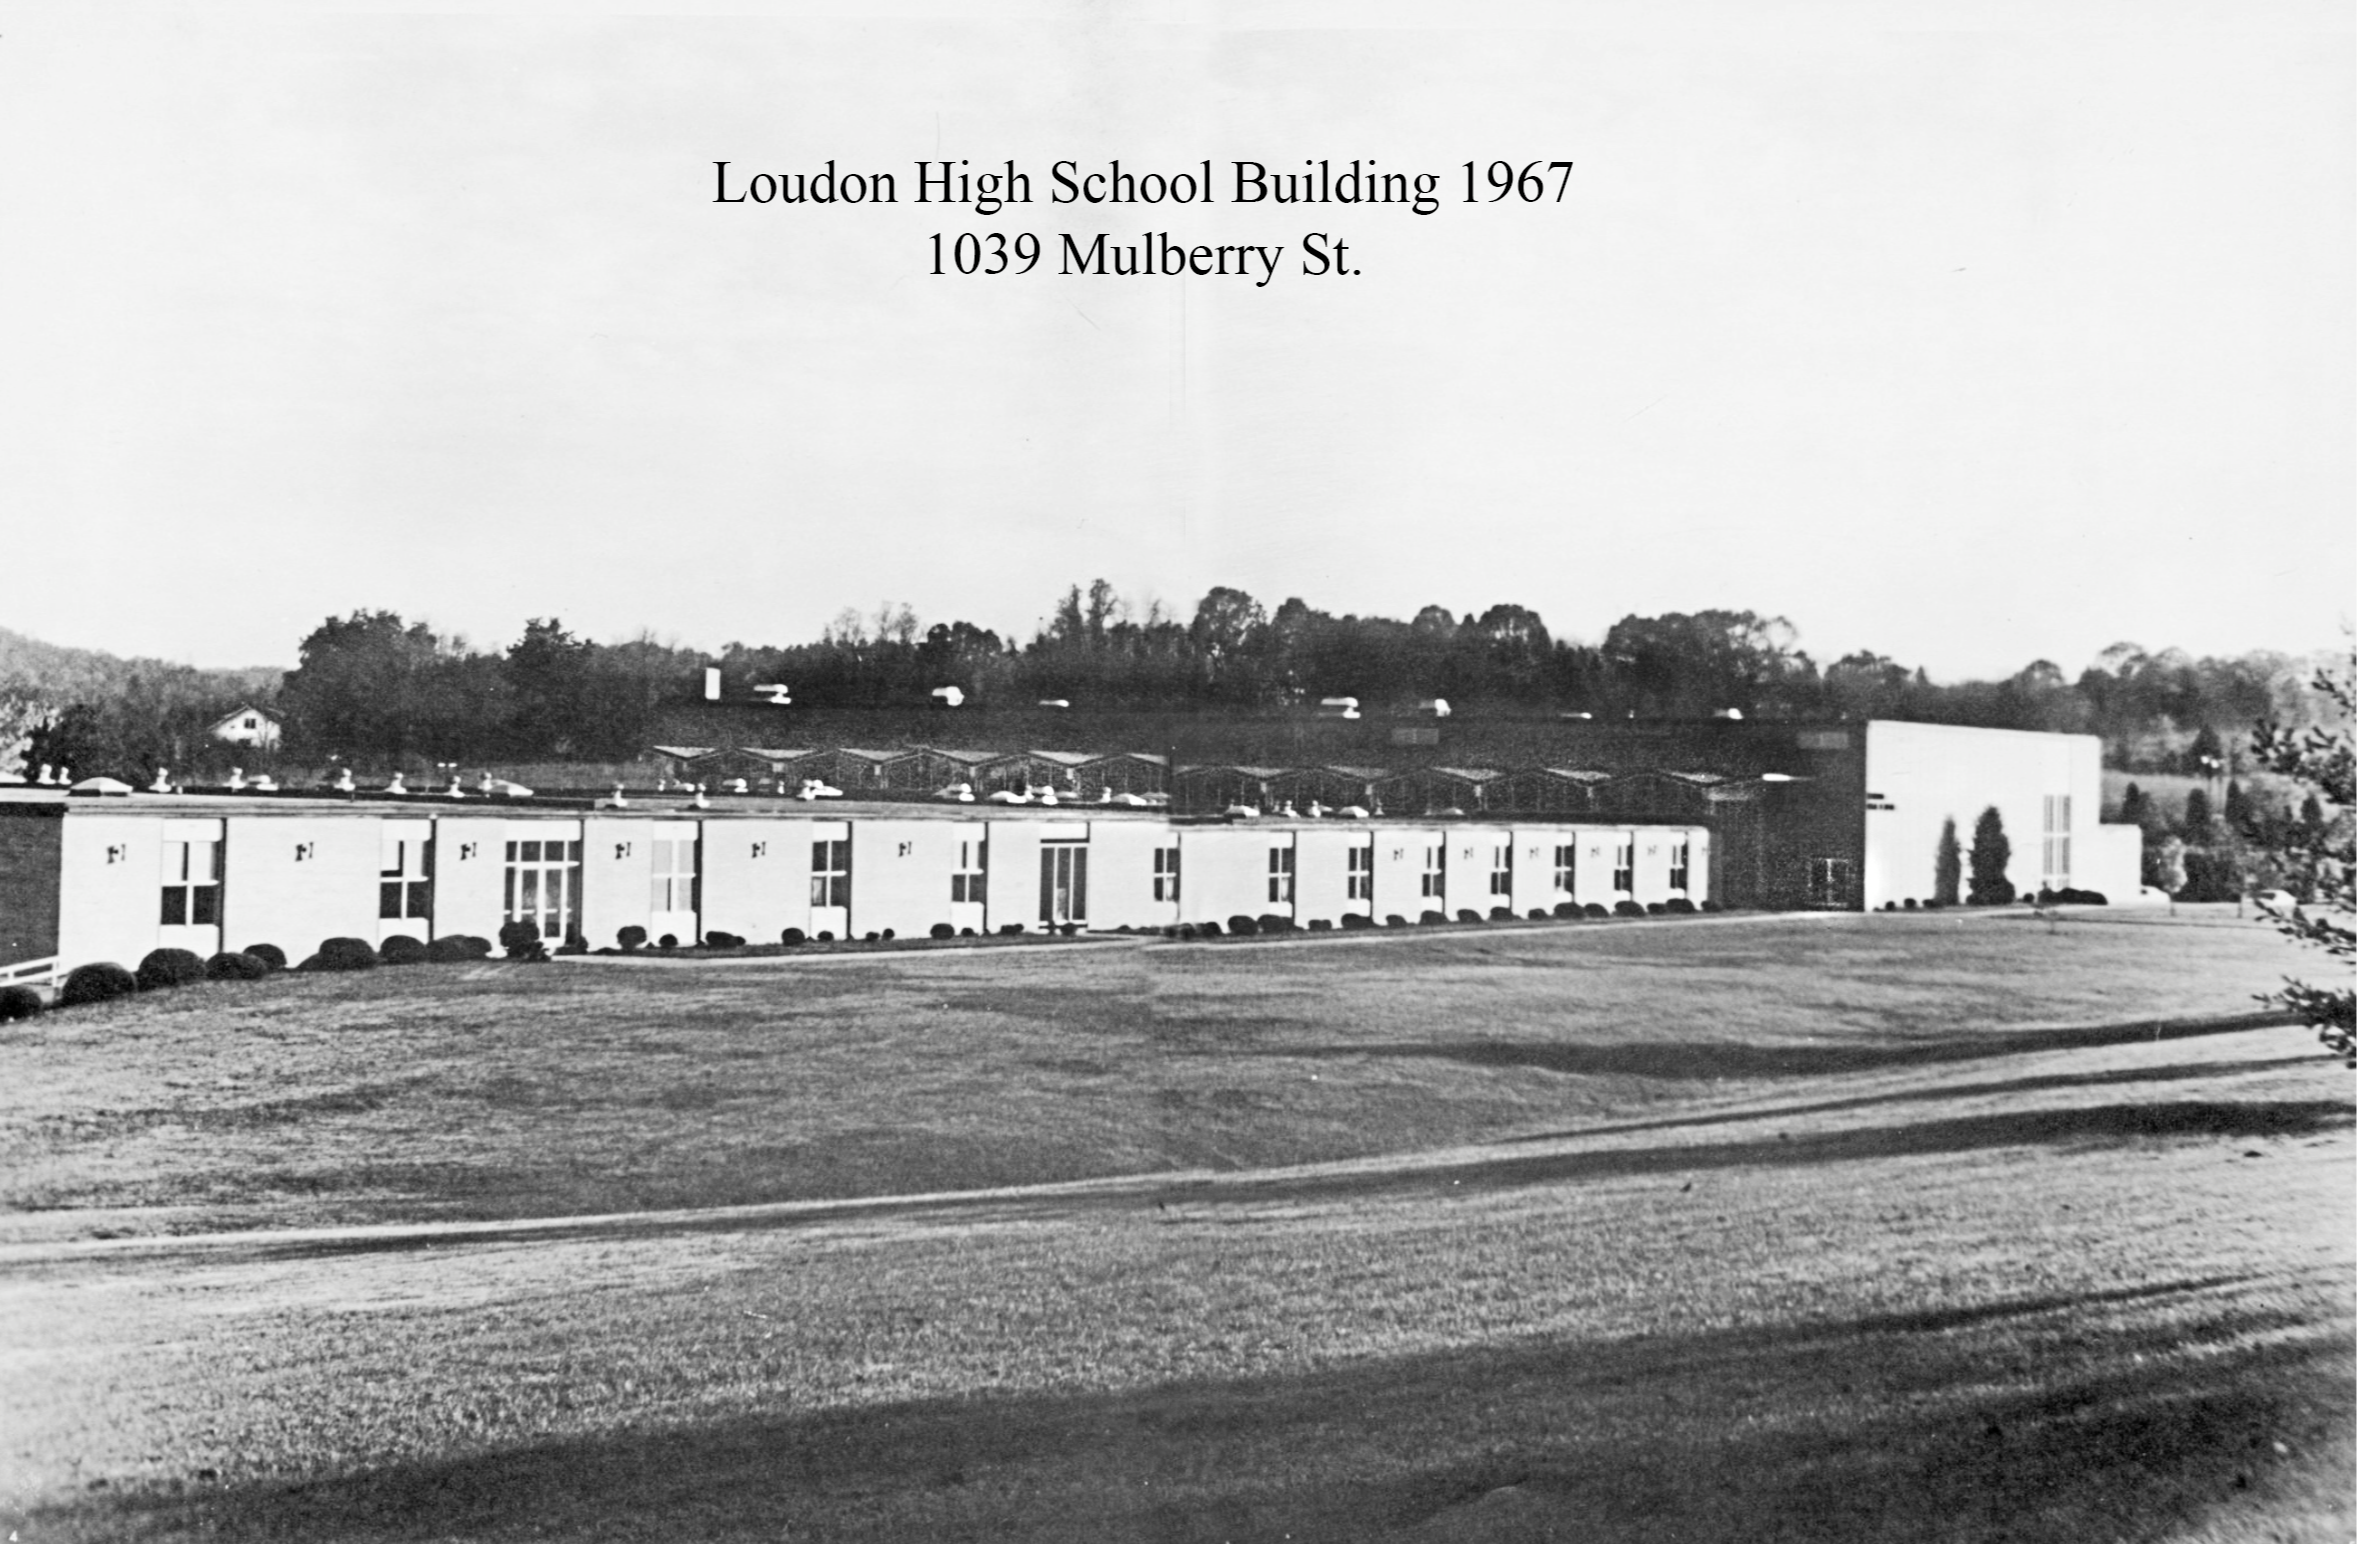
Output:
[
  {"xmin": 505, "ymin": 838, "xmax": 582, "ymax": 942},
  {"xmin": 1806, "ymin": 857, "xmax": 1856, "ymax": 909},
  {"xmin": 1039, "ymin": 843, "xmax": 1088, "ymax": 928}
]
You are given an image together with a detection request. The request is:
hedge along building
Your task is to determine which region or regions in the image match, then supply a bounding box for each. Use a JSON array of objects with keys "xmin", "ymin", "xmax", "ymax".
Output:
[{"xmin": 0, "ymin": 785, "xmax": 1720, "ymax": 979}]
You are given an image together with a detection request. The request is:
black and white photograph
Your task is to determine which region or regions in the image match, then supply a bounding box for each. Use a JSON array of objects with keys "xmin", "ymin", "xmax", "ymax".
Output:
[{"xmin": 2, "ymin": 2, "xmax": 2351, "ymax": 1539}]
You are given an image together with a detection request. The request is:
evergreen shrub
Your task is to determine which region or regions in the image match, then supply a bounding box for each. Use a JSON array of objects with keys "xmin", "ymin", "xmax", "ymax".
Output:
[
  {"xmin": 136, "ymin": 947, "xmax": 208, "ymax": 990},
  {"xmin": 59, "ymin": 962, "xmax": 137, "ymax": 1006}
]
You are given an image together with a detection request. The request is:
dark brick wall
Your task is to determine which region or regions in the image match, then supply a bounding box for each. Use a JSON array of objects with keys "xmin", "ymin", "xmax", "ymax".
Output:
[{"xmin": 0, "ymin": 806, "xmax": 64, "ymax": 965}]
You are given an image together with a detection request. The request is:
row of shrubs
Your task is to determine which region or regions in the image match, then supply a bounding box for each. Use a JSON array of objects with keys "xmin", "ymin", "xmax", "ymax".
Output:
[
  {"xmin": 1169, "ymin": 897, "xmax": 1719, "ymax": 940},
  {"xmin": 1876, "ymin": 888, "xmax": 2108, "ymax": 912},
  {"xmin": 0, "ymin": 934, "xmax": 499, "ymax": 1021},
  {"xmin": 601, "ymin": 921, "xmax": 1089, "ymax": 954},
  {"xmin": 590, "ymin": 899, "xmax": 1727, "ymax": 958}
]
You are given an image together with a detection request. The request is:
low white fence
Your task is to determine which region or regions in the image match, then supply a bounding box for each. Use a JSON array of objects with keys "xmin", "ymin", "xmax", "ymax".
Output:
[{"xmin": 0, "ymin": 955, "xmax": 60, "ymax": 988}]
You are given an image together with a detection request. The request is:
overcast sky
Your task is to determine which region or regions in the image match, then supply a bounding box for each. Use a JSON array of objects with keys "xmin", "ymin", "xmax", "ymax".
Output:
[{"xmin": 0, "ymin": 2, "xmax": 2347, "ymax": 681}]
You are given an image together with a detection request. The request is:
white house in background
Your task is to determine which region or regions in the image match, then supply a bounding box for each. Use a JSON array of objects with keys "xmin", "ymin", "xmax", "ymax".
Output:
[{"xmin": 208, "ymin": 706, "xmax": 282, "ymax": 752}]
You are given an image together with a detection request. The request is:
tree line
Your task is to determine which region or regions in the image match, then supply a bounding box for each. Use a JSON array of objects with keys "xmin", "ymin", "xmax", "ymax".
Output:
[{"xmin": 2, "ymin": 581, "xmax": 2340, "ymax": 781}]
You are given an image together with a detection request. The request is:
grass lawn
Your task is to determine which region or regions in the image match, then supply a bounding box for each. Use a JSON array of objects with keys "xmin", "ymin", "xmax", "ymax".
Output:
[
  {"xmin": 0, "ymin": 907, "xmax": 2326, "ymax": 1241},
  {"xmin": 1, "ymin": 906, "xmax": 2349, "ymax": 1540}
]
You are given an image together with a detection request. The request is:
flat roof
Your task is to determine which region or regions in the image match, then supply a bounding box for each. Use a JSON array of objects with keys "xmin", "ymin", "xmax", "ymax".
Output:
[{"xmin": 0, "ymin": 785, "xmax": 1160, "ymax": 823}]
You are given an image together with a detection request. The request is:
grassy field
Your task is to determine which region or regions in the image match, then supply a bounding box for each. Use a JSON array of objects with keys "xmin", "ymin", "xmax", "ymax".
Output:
[{"xmin": 1, "ymin": 907, "xmax": 2350, "ymax": 1540}]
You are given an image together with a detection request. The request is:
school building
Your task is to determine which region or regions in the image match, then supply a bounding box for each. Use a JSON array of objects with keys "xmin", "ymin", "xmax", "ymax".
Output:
[{"xmin": 0, "ymin": 721, "xmax": 2143, "ymax": 982}]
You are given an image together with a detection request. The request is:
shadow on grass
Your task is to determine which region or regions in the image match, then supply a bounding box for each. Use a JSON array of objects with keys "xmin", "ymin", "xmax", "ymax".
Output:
[
  {"xmin": 87, "ymin": 1095, "xmax": 2353, "ymax": 1274},
  {"xmin": 33, "ymin": 1275, "xmax": 2351, "ymax": 1544},
  {"xmin": 1274, "ymin": 1008, "xmax": 2302, "ymax": 1082},
  {"xmin": 1154, "ymin": 1097, "xmax": 2356, "ymax": 1210},
  {"xmin": 1504, "ymin": 1056, "xmax": 2314, "ymax": 1145}
]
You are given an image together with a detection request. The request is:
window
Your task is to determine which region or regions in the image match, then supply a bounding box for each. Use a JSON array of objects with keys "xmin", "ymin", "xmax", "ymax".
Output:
[
  {"xmin": 2041, "ymin": 795, "xmax": 2072, "ymax": 887},
  {"xmin": 160, "ymin": 839, "xmax": 220, "ymax": 926},
  {"xmin": 1152, "ymin": 844, "xmax": 1180, "ymax": 903},
  {"xmin": 650, "ymin": 836, "xmax": 698, "ymax": 912},
  {"xmin": 1346, "ymin": 845, "xmax": 1372, "ymax": 901},
  {"xmin": 1669, "ymin": 840, "xmax": 1691, "ymax": 893},
  {"xmin": 811, "ymin": 839, "xmax": 850, "ymax": 908},
  {"xmin": 1420, "ymin": 844, "xmax": 1444, "ymax": 898},
  {"xmin": 379, "ymin": 837, "xmax": 432, "ymax": 920},
  {"xmin": 1268, "ymin": 845, "xmax": 1295, "ymax": 904},
  {"xmin": 242, "ymin": 716, "xmax": 257, "ymax": 730},
  {"xmin": 503, "ymin": 838, "xmax": 582, "ymax": 940},
  {"xmin": 1553, "ymin": 843, "xmax": 1576, "ymax": 894},
  {"xmin": 952, "ymin": 839, "xmax": 987, "ymax": 903},
  {"xmin": 1612, "ymin": 841, "xmax": 1634, "ymax": 894},
  {"xmin": 1489, "ymin": 845, "xmax": 1512, "ymax": 897}
]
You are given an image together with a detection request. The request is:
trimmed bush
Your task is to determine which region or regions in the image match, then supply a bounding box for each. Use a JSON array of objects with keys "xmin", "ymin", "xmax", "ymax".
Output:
[
  {"xmin": 1457, "ymin": 909, "xmax": 1485, "ymax": 925},
  {"xmin": 780, "ymin": 927, "xmax": 806, "ymax": 946},
  {"xmin": 1554, "ymin": 901, "xmax": 1579, "ymax": 919},
  {"xmin": 1384, "ymin": 914, "xmax": 1408, "ymax": 928},
  {"xmin": 1527, "ymin": 908, "xmax": 1549, "ymax": 921},
  {"xmin": 1340, "ymin": 913, "xmax": 1374, "ymax": 930},
  {"xmin": 1699, "ymin": 900, "xmax": 1724, "ymax": 914},
  {"xmin": 425, "ymin": 934, "xmax": 490, "ymax": 963},
  {"xmin": 1057, "ymin": 922, "xmax": 1078, "ymax": 937},
  {"xmin": 1308, "ymin": 917, "xmax": 1333, "ymax": 931},
  {"xmin": 1901, "ymin": 898, "xmax": 1919, "ymax": 911},
  {"xmin": 1256, "ymin": 913, "xmax": 1293, "ymax": 933},
  {"xmin": 1490, "ymin": 906, "xmax": 1516, "ymax": 922},
  {"xmin": 206, "ymin": 951, "xmax": 269, "ymax": 981},
  {"xmin": 378, "ymin": 934, "xmax": 429, "ymax": 966},
  {"xmin": 657, "ymin": 933, "xmax": 679, "ymax": 950},
  {"xmin": 1198, "ymin": 920, "xmax": 1222, "ymax": 938},
  {"xmin": 1419, "ymin": 910, "xmax": 1447, "ymax": 926},
  {"xmin": 1227, "ymin": 914, "xmax": 1260, "ymax": 936},
  {"xmin": 1583, "ymin": 903, "xmax": 1610, "ymax": 919},
  {"xmin": 704, "ymin": 931, "xmax": 745, "ymax": 949},
  {"xmin": 816, "ymin": 930, "xmax": 836, "ymax": 942},
  {"xmin": 881, "ymin": 929, "xmax": 896, "ymax": 941},
  {"xmin": 136, "ymin": 947, "xmax": 208, "ymax": 990},
  {"xmin": 1666, "ymin": 898, "xmax": 1698, "ymax": 915},
  {"xmin": 958, "ymin": 927, "xmax": 976, "ymax": 938},
  {"xmin": 59, "ymin": 962, "xmax": 137, "ymax": 1007},
  {"xmin": 498, "ymin": 920, "xmax": 544, "ymax": 959},
  {"xmin": 930, "ymin": 922, "xmax": 956, "ymax": 940},
  {"xmin": 998, "ymin": 923, "xmax": 1023, "ymax": 936},
  {"xmin": 304, "ymin": 937, "xmax": 381, "ymax": 973},
  {"xmin": 863, "ymin": 932, "xmax": 880, "ymax": 943},
  {"xmin": 242, "ymin": 943, "xmax": 288, "ymax": 971},
  {"xmin": 1614, "ymin": 901, "xmax": 1646, "ymax": 918},
  {"xmin": 617, "ymin": 925, "xmax": 647, "ymax": 952},
  {"xmin": 0, "ymin": 985, "xmax": 44, "ymax": 1021},
  {"xmin": 1646, "ymin": 902, "xmax": 1668, "ymax": 916}
]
